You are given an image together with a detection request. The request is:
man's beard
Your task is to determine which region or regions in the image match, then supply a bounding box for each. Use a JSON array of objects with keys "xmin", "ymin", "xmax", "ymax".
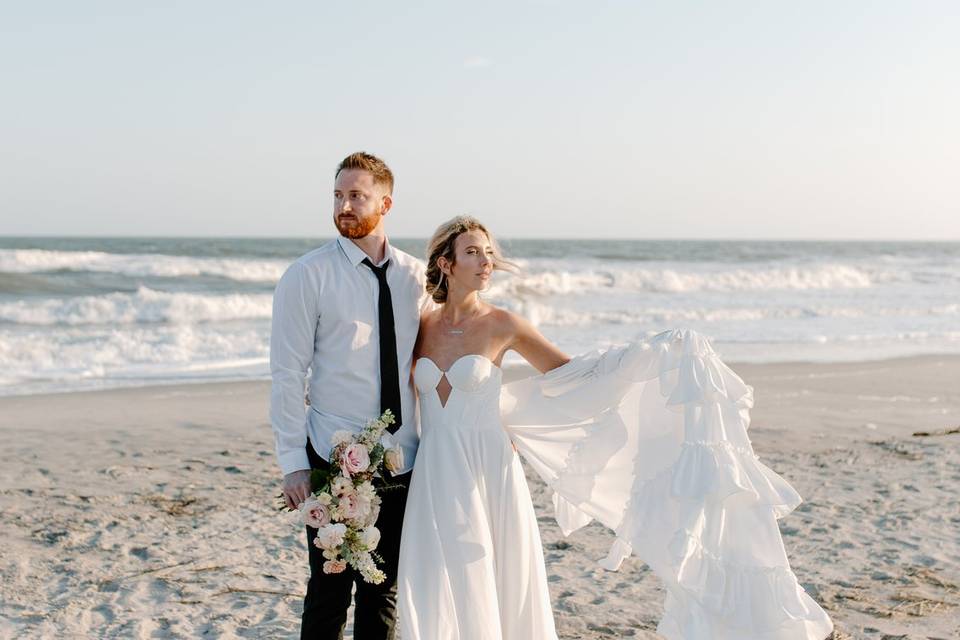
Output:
[{"xmin": 334, "ymin": 213, "xmax": 381, "ymax": 239}]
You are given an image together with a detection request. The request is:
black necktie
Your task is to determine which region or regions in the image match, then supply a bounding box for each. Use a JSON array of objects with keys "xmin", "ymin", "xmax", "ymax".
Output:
[{"xmin": 362, "ymin": 258, "xmax": 401, "ymax": 434}]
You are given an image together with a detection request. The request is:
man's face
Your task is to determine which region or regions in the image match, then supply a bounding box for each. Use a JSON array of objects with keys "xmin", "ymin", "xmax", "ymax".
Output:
[{"xmin": 332, "ymin": 169, "xmax": 391, "ymax": 239}]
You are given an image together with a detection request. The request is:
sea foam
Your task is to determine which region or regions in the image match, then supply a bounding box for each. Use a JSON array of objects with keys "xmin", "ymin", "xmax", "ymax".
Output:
[
  {"xmin": 0, "ymin": 249, "xmax": 287, "ymax": 282},
  {"xmin": 0, "ymin": 287, "xmax": 273, "ymax": 326}
]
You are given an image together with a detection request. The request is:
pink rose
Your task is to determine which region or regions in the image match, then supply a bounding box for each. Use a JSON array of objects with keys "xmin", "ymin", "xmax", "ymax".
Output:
[
  {"xmin": 323, "ymin": 559, "xmax": 347, "ymax": 574},
  {"xmin": 300, "ymin": 498, "xmax": 331, "ymax": 529},
  {"xmin": 340, "ymin": 443, "xmax": 370, "ymax": 475},
  {"xmin": 339, "ymin": 492, "xmax": 369, "ymax": 521}
]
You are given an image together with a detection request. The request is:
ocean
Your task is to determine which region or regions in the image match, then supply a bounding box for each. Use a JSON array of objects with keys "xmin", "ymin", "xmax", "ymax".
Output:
[{"xmin": 1, "ymin": 237, "xmax": 958, "ymax": 397}]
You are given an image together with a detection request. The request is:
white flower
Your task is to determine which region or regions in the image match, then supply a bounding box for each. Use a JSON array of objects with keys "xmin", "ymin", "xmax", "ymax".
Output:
[
  {"xmin": 331, "ymin": 430, "xmax": 354, "ymax": 447},
  {"xmin": 313, "ymin": 523, "xmax": 347, "ymax": 550},
  {"xmin": 356, "ymin": 481, "xmax": 376, "ymax": 502},
  {"xmin": 352, "ymin": 550, "xmax": 386, "ymax": 584},
  {"xmin": 354, "ymin": 551, "xmax": 375, "ymax": 573},
  {"xmin": 380, "ymin": 409, "xmax": 396, "ymax": 427},
  {"xmin": 359, "ymin": 526, "xmax": 381, "ymax": 551},
  {"xmin": 364, "ymin": 500, "xmax": 381, "ymax": 527},
  {"xmin": 384, "ymin": 447, "xmax": 404, "ymax": 473},
  {"xmin": 339, "ymin": 492, "xmax": 368, "ymax": 521},
  {"xmin": 331, "ymin": 476, "xmax": 352, "ymax": 496}
]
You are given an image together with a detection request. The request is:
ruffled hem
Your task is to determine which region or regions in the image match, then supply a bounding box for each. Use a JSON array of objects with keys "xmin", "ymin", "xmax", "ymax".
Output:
[
  {"xmin": 658, "ymin": 588, "xmax": 834, "ymax": 640},
  {"xmin": 663, "ymin": 532, "xmax": 831, "ymax": 633},
  {"xmin": 504, "ymin": 328, "xmax": 832, "ymax": 639},
  {"xmin": 620, "ymin": 331, "xmax": 825, "ymax": 634},
  {"xmin": 671, "ymin": 440, "xmax": 802, "ymax": 516}
]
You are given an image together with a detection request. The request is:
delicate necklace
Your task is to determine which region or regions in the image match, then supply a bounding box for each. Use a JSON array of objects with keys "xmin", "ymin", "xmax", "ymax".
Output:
[{"xmin": 441, "ymin": 307, "xmax": 481, "ymax": 335}]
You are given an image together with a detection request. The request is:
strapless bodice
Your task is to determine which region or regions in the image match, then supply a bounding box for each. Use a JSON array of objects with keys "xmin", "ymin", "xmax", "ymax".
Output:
[
  {"xmin": 414, "ymin": 354, "xmax": 501, "ymax": 394},
  {"xmin": 414, "ymin": 355, "xmax": 503, "ymax": 437}
]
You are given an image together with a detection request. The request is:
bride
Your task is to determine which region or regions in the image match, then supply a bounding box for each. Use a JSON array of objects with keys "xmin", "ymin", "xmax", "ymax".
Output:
[{"xmin": 397, "ymin": 216, "xmax": 833, "ymax": 640}]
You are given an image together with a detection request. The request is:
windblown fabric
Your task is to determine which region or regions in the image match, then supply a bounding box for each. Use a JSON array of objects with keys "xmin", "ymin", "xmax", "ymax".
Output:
[{"xmin": 502, "ymin": 329, "xmax": 833, "ymax": 640}]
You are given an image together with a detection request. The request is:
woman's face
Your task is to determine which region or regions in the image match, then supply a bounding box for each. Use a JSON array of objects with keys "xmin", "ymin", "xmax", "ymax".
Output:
[{"xmin": 445, "ymin": 229, "xmax": 494, "ymax": 293}]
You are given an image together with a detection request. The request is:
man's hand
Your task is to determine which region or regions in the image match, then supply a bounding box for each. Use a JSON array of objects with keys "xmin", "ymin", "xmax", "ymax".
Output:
[{"xmin": 282, "ymin": 469, "xmax": 313, "ymax": 510}]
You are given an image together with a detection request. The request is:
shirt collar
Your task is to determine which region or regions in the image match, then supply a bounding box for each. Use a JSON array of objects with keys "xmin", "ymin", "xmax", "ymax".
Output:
[{"xmin": 337, "ymin": 235, "xmax": 393, "ymax": 268}]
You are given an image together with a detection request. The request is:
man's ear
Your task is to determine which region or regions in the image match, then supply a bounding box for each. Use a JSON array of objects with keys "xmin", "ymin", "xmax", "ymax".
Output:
[{"xmin": 380, "ymin": 194, "xmax": 393, "ymax": 216}]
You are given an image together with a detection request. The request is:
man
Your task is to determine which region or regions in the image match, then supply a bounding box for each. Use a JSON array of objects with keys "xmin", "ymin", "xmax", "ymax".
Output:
[{"xmin": 270, "ymin": 152, "xmax": 427, "ymax": 639}]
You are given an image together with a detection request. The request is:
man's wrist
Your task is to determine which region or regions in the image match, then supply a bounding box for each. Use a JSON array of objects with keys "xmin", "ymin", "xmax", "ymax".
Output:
[{"xmin": 278, "ymin": 449, "xmax": 311, "ymax": 477}]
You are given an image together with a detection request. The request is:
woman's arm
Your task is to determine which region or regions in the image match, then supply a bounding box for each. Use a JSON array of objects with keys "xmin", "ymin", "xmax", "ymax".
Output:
[{"xmin": 504, "ymin": 310, "xmax": 570, "ymax": 373}]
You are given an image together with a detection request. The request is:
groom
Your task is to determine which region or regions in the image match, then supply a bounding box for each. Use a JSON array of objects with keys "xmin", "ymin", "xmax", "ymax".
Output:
[{"xmin": 270, "ymin": 151, "xmax": 427, "ymax": 639}]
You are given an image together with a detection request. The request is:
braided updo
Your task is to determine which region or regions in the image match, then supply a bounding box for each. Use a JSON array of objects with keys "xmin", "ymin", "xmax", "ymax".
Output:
[{"xmin": 425, "ymin": 216, "xmax": 514, "ymax": 303}]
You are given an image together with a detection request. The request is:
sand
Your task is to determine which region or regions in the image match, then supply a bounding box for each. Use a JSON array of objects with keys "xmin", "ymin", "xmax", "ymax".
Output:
[{"xmin": 1, "ymin": 356, "xmax": 958, "ymax": 639}]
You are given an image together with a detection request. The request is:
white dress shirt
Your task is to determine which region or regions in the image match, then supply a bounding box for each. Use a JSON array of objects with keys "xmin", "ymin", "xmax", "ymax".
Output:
[{"xmin": 270, "ymin": 236, "xmax": 428, "ymax": 476}]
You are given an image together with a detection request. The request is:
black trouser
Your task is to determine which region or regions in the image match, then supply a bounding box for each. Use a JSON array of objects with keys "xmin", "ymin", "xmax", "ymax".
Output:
[{"xmin": 301, "ymin": 439, "xmax": 410, "ymax": 640}]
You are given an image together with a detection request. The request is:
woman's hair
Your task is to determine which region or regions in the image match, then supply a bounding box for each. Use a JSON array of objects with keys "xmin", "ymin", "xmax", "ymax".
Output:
[{"xmin": 425, "ymin": 216, "xmax": 515, "ymax": 303}]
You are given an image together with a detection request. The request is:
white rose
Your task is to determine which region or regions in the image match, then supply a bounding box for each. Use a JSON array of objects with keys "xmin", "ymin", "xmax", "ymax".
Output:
[
  {"xmin": 313, "ymin": 523, "xmax": 348, "ymax": 551},
  {"xmin": 383, "ymin": 446, "xmax": 404, "ymax": 473},
  {"xmin": 359, "ymin": 526, "xmax": 381, "ymax": 551}
]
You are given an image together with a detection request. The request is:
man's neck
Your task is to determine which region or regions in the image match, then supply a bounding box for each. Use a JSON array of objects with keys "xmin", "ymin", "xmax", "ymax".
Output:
[{"xmin": 348, "ymin": 232, "xmax": 388, "ymax": 264}]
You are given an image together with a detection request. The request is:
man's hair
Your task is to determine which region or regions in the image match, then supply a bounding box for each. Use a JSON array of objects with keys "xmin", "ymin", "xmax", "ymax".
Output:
[{"xmin": 336, "ymin": 152, "xmax": 394, "ymax": 194}]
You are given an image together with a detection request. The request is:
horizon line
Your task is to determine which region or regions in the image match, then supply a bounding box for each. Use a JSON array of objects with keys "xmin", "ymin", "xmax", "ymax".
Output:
[{"xmin": 2, "ymin": 234, "xmax": 959, "ymax": 243}]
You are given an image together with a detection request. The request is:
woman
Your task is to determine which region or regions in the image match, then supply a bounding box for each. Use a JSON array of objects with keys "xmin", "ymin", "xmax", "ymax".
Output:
[{"xmin": 397, "ymin": 217, "xmax": 833, "ymax": 640}]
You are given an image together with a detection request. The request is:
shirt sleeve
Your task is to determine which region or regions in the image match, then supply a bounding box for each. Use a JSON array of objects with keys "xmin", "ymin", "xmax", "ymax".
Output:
[{"xmin": 269, "ymin": 261, "xmax": 318, "ymax": 476}]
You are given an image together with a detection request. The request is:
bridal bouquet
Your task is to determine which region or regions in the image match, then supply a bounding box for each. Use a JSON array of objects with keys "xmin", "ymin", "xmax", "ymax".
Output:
[{"xmin": 297, "ymin": 409, "xmax": 404, "ymax": 584}]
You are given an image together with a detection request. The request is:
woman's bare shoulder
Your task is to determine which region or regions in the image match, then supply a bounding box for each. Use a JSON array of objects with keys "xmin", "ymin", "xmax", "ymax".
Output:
[
  {"xmin": 419, "ymin": 306, "xmax": 441, "ymax": 328},
  {"xmin": 482, "ymin": 305, "xmax": 536, "ymax": 343},
  {"xmin": 415, "ymin": 307, "xmax": 441, "ymax": 353},
  {"xmin": 484, "ymin": 305, "xmax": 529, "ymax": 329}
]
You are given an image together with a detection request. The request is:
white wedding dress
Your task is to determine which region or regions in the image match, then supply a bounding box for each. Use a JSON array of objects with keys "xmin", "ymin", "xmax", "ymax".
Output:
[{"xmin": 397, "ymin": 329, "xmax": 833, "ymax": 640}]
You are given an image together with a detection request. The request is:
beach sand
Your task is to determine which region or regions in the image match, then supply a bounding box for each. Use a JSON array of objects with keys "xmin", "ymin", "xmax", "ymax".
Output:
[{"xmin": 1, "ymin": 356, "xmax": 958, "ymax": 639}]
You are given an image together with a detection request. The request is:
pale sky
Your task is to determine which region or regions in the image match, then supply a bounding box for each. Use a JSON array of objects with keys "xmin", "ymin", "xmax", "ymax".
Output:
[{"xmin": 2, "ymin": 1, "xmax": 958, "ymax": 239}]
